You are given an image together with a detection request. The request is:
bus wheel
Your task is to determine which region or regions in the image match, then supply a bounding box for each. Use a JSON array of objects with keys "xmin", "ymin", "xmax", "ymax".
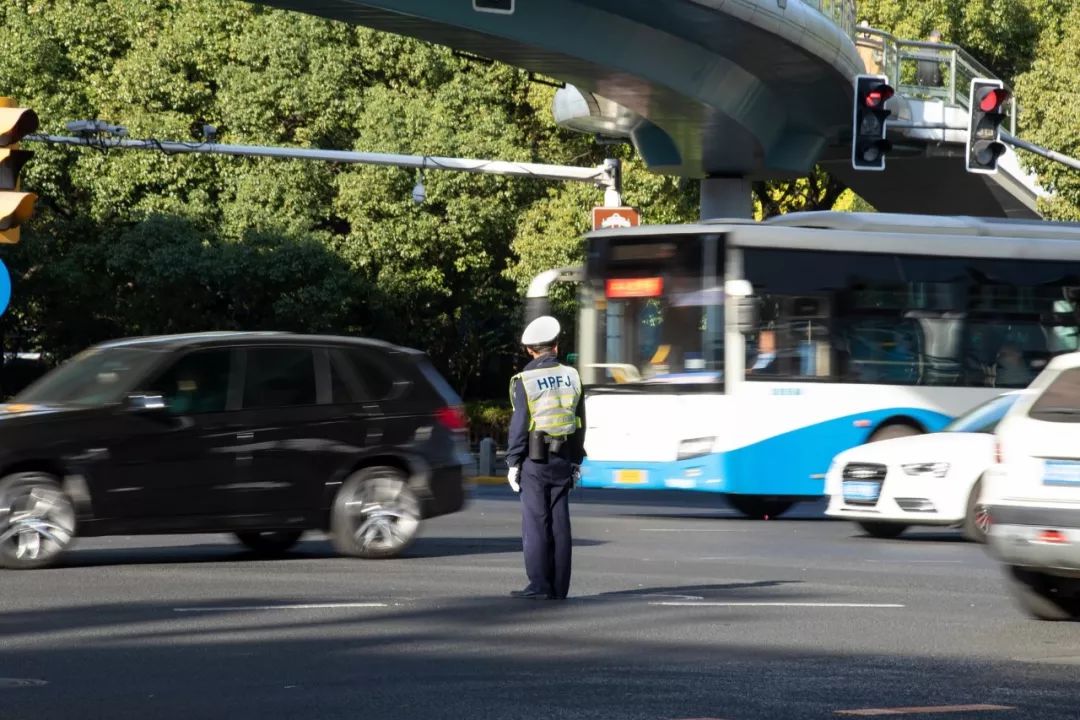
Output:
[
  {"xmin": 726, "ymin": 496, "xmax": 794, "ymax": 519},
  {"xmin": 867, "ymin": 424, "xmax": 921, "ymax": 443}
]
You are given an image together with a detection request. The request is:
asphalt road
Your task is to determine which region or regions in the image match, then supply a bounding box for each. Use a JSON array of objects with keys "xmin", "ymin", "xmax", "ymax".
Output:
[{"xmin": 2, "ymin": 486, "xmax": 1079, "ymax": 720}]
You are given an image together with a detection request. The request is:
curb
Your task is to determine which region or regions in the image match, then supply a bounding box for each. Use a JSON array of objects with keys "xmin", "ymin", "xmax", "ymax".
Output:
[{"xmin": 470, "ymin": 476, "xmax": 508, "ymax": 486}]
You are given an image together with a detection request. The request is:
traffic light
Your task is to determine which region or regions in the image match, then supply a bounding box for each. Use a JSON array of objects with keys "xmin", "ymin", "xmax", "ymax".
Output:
[
  {"xmin": 0, "ymin": 98, "xmax": 38, "ymax": 244},
  {"xmin": 852, "ymin": 74, "xmax": 894, "ymax": 171},
  {"xmin": 967, "ymin": 79, "xmax": 1010, "ymax": 175}
]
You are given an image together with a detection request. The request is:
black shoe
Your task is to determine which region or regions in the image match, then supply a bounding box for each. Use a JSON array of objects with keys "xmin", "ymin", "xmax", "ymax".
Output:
[{"xmin": 510, "ymin": 589, "xmax": 553, "ymax": 599}]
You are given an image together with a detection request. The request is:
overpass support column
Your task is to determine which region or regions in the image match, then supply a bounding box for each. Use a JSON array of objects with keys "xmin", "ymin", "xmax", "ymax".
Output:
[{"xmin": 700, "ymin": 177, "xmax": 752, "ymax": 220}]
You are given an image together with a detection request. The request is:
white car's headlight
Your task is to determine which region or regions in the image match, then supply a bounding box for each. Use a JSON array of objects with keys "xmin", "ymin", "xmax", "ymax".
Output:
[
  {"xmin": 677, "ymin": 437, "xmax": 716, "ymax": 461},
  {"xmin": 901, "ymin": 462, "xmax": 950, "ymax": 478}
]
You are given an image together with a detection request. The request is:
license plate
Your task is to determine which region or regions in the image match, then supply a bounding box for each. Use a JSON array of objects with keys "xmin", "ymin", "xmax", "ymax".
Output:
[
  {"xmin": 843, "ymin": 480, "xmax": 882, "ymax": 504},
  {"xmin": 614, "ymin": 469, "xmax": 647, "ymax": 485},
  {"xmin": 1043, "ymin": 460, "xmax": 1080, "ymax": 486}
]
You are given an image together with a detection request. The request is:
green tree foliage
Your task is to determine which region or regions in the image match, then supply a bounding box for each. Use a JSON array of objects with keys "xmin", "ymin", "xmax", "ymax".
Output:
[
  {"xmin": 3, "ymin": 0, "xmax": 1075, "ymax": 398},
  {"xmin": 1013, "ymin": 2, "xmax": 1080, "ymax": 220}
]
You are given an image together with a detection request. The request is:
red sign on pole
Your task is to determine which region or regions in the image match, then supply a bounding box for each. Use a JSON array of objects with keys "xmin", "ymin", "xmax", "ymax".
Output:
[{"xmin": 592, "ymin": 206, "xmax": 640, "ymax": 231}]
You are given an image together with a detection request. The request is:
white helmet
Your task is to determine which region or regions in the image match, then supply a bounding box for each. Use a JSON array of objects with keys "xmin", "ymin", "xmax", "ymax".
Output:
[{"xmin": 521, "ymin": 315, "xmax": 561, "ymax": 346}]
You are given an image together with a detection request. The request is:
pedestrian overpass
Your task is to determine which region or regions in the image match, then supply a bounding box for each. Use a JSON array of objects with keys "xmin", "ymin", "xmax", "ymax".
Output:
[{"xmin": 253, "ymin": 0, "xmax": 1042, "ymax": 219}]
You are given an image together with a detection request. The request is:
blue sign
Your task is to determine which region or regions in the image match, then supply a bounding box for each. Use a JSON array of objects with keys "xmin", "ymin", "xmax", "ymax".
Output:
[{"xmin": 0, "ymin": 259, "xmax": 10, "ymax": 318}]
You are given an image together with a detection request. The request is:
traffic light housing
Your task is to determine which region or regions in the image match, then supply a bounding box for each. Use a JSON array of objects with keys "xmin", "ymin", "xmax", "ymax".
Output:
[
  {"xmin": 967, "ymin": 79, "xmax": 1010, "ymax": 175},
  {"xmin": 852, "ymin": 74, "xmax": 894, "ymax": 171},
  {"xmin": 0, "ymin": 98, "xmax": 38, "ymax": 244}
]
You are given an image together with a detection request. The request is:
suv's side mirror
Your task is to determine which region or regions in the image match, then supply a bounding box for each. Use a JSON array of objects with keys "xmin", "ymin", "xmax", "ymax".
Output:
[{"xmin": 125, "ymin": 393, "xmax": 166, "ymax": 413}]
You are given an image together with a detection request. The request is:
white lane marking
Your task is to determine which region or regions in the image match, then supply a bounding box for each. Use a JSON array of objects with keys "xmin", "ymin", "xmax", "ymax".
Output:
[
  {"xmin": 835, "ymin": 704, "xmax": 1014, "ymax": 716},
  {"xmin": 650, "ymin": 602, "xmax": 905, "ymax": 608},
  {"xmin": 641, "ymin": 528, "xmax": 743, "ymax": 533},
  {"xmin": 863, "ymin": 560, "xmax": 964, "ymax": 564},
  {"xmin": 173, "ymin": 602, "xmax": 388, "ymax": 613}
]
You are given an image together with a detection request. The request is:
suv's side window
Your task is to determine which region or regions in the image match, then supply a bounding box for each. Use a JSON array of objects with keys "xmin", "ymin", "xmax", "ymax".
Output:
[
  {"xmin": 242, "ymin": 347, "xmax": 317, "ymax": 409},
  {"xmin": 330, "ymin": 348, "xmax": 398, "ymax": 402},
  {"xmin": 147, "ymin": 349, "xmax": 233, "ymax": 415}
]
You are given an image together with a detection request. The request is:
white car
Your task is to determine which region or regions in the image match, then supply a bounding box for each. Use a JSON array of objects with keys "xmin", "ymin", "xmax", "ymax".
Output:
[
  {"xmin": 984, "ymin": 352, "xmax": 1080, "ymax": 620},
  {"xmin": 825, "ymin": 393, "xmax": 1020, "ymax": 541}
]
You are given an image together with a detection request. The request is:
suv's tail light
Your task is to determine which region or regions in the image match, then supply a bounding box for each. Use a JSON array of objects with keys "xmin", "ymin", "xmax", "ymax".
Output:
[
  {"xmin": 994, "ymin": 437, "xmax": 1004, "ymax": 464},
  {"xmin": 435, "ymin": 405, "xmax": 468, "ymax": 433}
]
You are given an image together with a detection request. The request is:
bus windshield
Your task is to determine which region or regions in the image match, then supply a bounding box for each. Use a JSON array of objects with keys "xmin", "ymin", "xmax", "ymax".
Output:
[
  {"xmin": 587, "ymin": 234, "xmax": 723, "ymax": 386},
  {"xmin": 583, "ymin": 232, "xmax": 1080, "ymax": 389}
]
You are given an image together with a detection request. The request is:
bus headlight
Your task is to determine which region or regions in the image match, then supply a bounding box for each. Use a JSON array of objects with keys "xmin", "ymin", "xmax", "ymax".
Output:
[
  {"xmin": 677, "ymin": 437, "xmax": 717, "ymax": 461},
  {"xmin": 901, "ymin": 462, "xmax": 950, "ymax": 478}
]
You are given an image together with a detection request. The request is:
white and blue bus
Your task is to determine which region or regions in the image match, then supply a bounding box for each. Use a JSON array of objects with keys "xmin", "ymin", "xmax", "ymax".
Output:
[{"xmin": 531, "ymin": 212, "xmax": 1080, "ymax": 518}]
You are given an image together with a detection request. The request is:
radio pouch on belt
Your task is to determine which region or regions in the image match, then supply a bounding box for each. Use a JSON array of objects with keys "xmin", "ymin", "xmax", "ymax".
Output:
[{"xmin": 528, "ymin": 430, "xmax": 549, "ymax": 463}]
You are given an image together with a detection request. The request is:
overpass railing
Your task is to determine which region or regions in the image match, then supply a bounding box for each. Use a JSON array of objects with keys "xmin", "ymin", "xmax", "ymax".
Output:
[
  {"xmin": 855, "ymin": 27, "xmax": 1017, "ymax": 134},
  {"xmin": 798, "ymin": 0, "xmax": 857, "ymax": 37}
]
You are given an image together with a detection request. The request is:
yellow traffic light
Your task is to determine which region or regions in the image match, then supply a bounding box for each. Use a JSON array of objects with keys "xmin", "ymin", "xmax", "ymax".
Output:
[{"xmin": 0, "ymin": 98, "xmax": 38, "ymax": 244}]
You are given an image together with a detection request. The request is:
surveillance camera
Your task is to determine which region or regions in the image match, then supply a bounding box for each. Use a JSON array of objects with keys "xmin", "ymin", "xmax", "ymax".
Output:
[{"xmin": 411, "ymin": 180, "xmax": 427, "ymax": 205}]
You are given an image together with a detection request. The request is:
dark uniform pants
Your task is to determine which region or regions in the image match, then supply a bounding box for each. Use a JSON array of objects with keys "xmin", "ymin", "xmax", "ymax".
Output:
[{"xmin": 520, "ymin": 460, "xmax": 572, "ymax": 599}]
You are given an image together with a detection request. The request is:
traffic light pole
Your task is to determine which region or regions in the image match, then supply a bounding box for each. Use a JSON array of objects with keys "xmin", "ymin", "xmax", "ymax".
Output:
[
  {"xmin": 1002, "ymin": 131, "xmax": 1080, "ymax": 173},
  {"xmin": 25, "ymin": 132, "xmax": 624, "ymax": 206}
]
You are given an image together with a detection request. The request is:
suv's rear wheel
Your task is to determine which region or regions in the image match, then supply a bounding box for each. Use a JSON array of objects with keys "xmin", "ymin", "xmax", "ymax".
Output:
[
  {"xmin": 235, "ymin": 530, "xmax": 303, "ymax": 556},
  {"xmin": 331, "ymin": 466, "xmax": 420, "ymax": 559},
  {"xmin": 0, "ymin": 472, "xmax": 76, "ymax": 570},
  {"xmin": 1007, "ymin": 566, "xmax": 1080, "ymax": 621}
]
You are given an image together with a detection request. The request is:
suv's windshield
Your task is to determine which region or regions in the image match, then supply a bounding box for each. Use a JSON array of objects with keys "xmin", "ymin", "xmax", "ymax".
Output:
[
  {"xmin": 943, "ymin": 393, "xmax": 1019, "ymax": 433},
  {"xmin": 14, "ymin": 346, "xmax": 160, "ymax": 406}
]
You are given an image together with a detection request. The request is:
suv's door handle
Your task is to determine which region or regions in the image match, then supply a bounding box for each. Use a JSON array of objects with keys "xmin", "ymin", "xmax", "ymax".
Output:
[{"xmin": 236, "ymin": 431, "xmax": 255, "ymax": 440}]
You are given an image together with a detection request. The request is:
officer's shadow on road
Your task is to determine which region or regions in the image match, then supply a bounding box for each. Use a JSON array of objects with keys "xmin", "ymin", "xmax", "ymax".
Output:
[
  {"xmin": 591, "ymin": 579, "xmax": 803, "ymax": 604},
  {"xmin": 403, "ymin": 536, "xmax": 606, "ymax": 558},
  {"xmin": 58, "ymin": 536, "xmax": 608, "ymax": 568}
]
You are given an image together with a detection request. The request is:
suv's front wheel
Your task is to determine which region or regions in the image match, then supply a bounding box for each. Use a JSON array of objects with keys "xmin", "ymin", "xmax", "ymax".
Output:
[
  {"xmin": 0, "ymin": 472, "xmax": 76, "ymax": 570},
  {"xmin": 331, "ymin": 466, "xmax": 420, "ymax": 559}
]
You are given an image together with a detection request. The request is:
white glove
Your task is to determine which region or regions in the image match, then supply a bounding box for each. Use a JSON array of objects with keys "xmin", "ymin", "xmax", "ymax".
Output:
[
  {"xmin": 571, "ymin": 464, "xmax": 581, "ymax": 488},
  {"xmin": 507, "ymin": 466, "xmax": 521, "ymax": 493}
]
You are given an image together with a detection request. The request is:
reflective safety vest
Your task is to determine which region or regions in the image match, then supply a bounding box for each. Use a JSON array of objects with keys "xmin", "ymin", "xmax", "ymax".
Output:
[{"xmin": 510, "ymin": 363, "xmax": 582, "ymax": 438}]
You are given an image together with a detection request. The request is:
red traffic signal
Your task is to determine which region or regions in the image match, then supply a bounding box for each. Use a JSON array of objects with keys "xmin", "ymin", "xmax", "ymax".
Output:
[
  {"xmin": 967, "ymin": 79, "xmax": 1010, "ymax": 175},
  {"xmin": 864, "ymin": 85, "xmax": 895, "ymax": 109},
  {"xmin": 852, "ymin": 74, "xmax": 894, "ymax": 171},
  {"xmin": 977, "ymin": 87, "xmax": 1011, "ymax": 113}
]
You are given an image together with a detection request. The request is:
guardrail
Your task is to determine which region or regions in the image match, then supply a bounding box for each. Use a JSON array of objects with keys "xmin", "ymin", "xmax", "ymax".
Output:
[
  {"xmin": 797, "ymin": 0, "xmax": 857, "ymax": 36},
  {"xmin": 855, "ymin": 27, "xmax": 1017, "ymax": 134}
]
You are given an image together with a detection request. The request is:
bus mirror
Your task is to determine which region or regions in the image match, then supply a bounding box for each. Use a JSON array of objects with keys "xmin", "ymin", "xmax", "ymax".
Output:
[{"xmin": 737, "ymin": 297, "xmax": 761, "ymax": 333}]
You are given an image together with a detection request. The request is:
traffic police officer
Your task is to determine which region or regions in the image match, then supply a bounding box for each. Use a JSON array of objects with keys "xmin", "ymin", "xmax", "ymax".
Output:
[{"xmin": 506, "ymin": 315, "xmax": 584, "ymax": 600}]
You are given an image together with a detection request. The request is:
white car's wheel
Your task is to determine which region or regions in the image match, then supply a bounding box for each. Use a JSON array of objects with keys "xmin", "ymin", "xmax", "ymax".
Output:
[
  {"xmin": 962, "ymin": 478, "xmax": 989, "ymax": 543},
  {"xmin": 0, "ymin": 472, "xmax": 76, "ymax": 570},
  {"xmin": 857, "ymin": 521, "xmax": 907, "ymax": 539}
]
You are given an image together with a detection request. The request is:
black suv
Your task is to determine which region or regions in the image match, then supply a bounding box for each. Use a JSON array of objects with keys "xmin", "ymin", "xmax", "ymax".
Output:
[{"xmin": 0, "ymin": 332, "xmax": 469, "ymax": 569}]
